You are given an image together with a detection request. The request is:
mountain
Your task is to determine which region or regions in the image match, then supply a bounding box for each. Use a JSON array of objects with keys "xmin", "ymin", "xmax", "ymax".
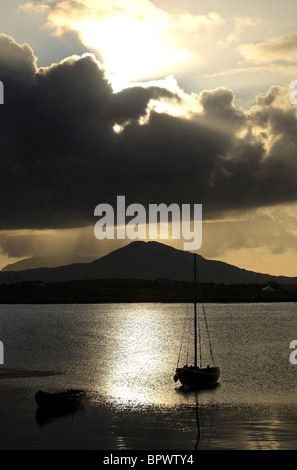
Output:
[
  {"xmin": 0, "ymin": 241, "xmax": 296, "ymax": 286},
  {"xmin": 1, "ymin": 254, "xmax": 98, "ymax": 272}
]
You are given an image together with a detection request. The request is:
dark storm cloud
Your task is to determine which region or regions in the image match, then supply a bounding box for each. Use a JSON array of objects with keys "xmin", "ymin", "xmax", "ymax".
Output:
[
  {"xmin": 0, "ymin": 34, "xmax": 297, "ymax": 230},
  {"xmin": 0, "ymin": 33, "xmax": 37, "ymax": 81},
  {"xmin": 106, "ymin": 85, "xmax": 180, "ymax": 124}
]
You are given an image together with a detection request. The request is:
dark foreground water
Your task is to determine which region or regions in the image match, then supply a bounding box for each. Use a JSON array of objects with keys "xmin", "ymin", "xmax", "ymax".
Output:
[{"xmin": 0, "ymin": 302, "xmax": 297, "ymax": 450}]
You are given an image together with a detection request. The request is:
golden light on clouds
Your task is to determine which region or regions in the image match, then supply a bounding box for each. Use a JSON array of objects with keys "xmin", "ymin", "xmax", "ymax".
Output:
[
  {"xmin": 80, "ymin": 16, "xmax": 191, "ymax": 81},
  {"xmin": 2, "ymin": 0, "xmax": 297, "ymax": 278},
  {"xmin": 239, "ymin": 32, "xmax": 297, "ymax": 62},
  {"xmin": 22, "ymin": 0, "xmax": 226, "ymax": 82},
  {"xmin": 43, "ymin": 0, "xmax": 191, "ymax": 81}
]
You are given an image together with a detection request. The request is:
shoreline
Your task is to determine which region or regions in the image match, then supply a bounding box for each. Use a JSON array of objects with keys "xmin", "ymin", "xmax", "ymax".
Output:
[
  {"xmin": 0, "ymin": 368, "xmax": 59, "ymax": 379},
  {"xmin": 0, "ymin": 278, "xmax": 296, "ymax": 304},
  {"xmin": 0, "ymin": 297, "xmax": 296, "ymax": 304}
]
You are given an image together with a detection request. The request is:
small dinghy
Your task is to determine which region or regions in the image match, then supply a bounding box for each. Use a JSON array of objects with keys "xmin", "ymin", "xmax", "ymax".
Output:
[{"xmin": 35, "ymin": 389, "xmax": 86, "ymax": 409}]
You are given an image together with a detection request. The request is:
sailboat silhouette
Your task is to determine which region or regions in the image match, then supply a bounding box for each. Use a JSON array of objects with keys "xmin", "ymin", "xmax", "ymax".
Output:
[{"xmin": 174, "ymin": 254, "xmax": 220, "ymax": 390}]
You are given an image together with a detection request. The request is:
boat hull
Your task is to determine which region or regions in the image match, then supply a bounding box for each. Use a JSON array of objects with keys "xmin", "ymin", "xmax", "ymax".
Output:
[
  {"xmin": 176, "ymin": 366, "xmax": 220, "ymax": 389},
  {"xmin": 35, "ymin": 389, "xmax": 86, "ymax": 409}
]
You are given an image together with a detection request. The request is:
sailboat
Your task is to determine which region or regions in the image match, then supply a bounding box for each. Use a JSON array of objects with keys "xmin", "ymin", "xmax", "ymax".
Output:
[{"xmin": 174, "ymin": 254, "xmax": 220, "ymax": 390}]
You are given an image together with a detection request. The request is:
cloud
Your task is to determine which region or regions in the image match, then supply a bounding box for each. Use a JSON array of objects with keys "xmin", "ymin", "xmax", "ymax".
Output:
[
  {"xmin": 20, "ymin": 0, "xmax": 225, "ymax": 80},
  {"xmin": 238, "ymin": 32, "xmax": 297, "ymax": 63},
  {"xmin": 43, "ymin": 0, "xmax": 194, "ymax": 78},
  {"xmin": 0, "ymin": 226, "xmax": 99, "ymax": 259},
  {"xmin": 1, "ymin": 34, "xmax": 297, "ymax": 233},
  {"xmin": 208, "ymin": 30, "xmax": 297, "ymax": 81},
  {"xmin": 217, "ymin": 16, "xmax": 257, "ymax": 48},
  {"xmin": 202, "ymin": 63, "xmax": 297, "ymax": 79},
  {"xmin": 171, "ymin": 11, "xmax": 225, "ymax": 41},
  {"xmin": 43, "ymin": 0, "xmax": 225, "ymax": 42},
  {"xmin": 200, "ymin": 207, "xmax": 297, "ymax": 259},
  {"xmin": 0, "ymin": 33, "xmax": 37, "ymax": 81},
  {"xmin": 18, "ymin": 1, "xmax": 50, "ymax": 16},
  {"xmin": 196, "ymin": 205, "xmax": 297, "ymax": 276},
  {"xmin": 0, "ymin": 226, "xmax": 129, "ymax": 270}
]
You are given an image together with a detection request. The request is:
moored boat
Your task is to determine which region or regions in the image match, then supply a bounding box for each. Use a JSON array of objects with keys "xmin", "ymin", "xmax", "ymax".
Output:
[
  {"xmin": 175, "ymin": 365, "xmax": 220, "ymax": 389},
  {"xmin": 35, "ymin": 389, "xmax": 86, "ymax": 408},
  {"xmin": 174, "ymin": 254, "xmax": 220, "ymax": 390}
]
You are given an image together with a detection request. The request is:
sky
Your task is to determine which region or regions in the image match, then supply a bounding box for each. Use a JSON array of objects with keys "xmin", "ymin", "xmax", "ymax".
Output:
[{"xmin": 1, "ymin": 0, "xmax": 297, "ymax": 276}]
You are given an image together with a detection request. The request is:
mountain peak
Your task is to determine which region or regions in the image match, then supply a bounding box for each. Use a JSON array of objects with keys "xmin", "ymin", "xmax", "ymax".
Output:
[{"xmin": 0, "ymin": 240, "xmax": 296, "ymax": 285}]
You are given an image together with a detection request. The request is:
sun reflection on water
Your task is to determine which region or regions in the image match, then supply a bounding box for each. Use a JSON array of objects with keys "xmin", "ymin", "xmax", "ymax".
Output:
[{"xmin": 94, "ymin": 304, "xmax": 179, "ymax": 408}]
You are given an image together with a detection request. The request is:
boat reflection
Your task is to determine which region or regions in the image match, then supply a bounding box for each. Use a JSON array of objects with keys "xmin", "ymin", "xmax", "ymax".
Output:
[
  {"xmin": 35, "ymin": 402, "xmax": 85, "ymax": 426},
  {"xmin": 175, "ymin": 386, "xmax": 219, "ymax": 450},
  {"xmin": 195, "ymin": 395, "xmax": 201, "ymax": 450}
]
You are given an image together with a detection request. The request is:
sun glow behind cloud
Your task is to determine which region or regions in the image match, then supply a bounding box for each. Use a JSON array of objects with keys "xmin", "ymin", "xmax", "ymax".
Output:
[
  {"xmin": 41, "ymin": 0, "xmax": 195, "ymax": 82},
  {"xmin": 4, "ymin": 1, "xmax": 297, "ymax": 277},
  {"xmin": 80, "ymin": 16, "xmax": 191, "ymax": 81}
]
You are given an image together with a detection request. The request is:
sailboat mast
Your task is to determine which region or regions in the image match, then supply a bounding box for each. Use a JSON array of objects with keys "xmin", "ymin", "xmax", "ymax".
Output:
[{"xmin": 194, "ymin": 254, "xmax": 198, "ymax": 368}]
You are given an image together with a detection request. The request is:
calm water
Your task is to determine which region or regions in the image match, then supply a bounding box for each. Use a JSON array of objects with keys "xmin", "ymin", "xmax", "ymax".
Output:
[{"xmin": 0, "ymin": 302, "xmax": 297, "ymax": 450}]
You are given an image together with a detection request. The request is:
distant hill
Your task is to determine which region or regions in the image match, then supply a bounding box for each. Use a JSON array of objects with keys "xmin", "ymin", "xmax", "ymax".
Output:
[
  {"xmin": 0, "ymin": 241, "xmax": 296, "ymax": 285},
  {"xmin": 1, "ymin": 254, "xmax": 98, "ymax": 272}
]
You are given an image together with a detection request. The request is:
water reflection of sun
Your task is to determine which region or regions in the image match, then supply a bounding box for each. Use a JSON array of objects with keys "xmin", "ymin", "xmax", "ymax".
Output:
[{"xmin": 96, "ymin": 304, "xmax": 176, "ymax": 408}]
